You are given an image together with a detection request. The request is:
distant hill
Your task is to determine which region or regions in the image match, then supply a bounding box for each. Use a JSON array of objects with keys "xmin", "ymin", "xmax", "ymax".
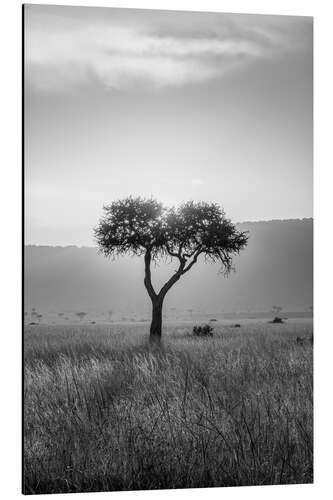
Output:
[{"xmin": 24, "ymin": 218, "xmax": 313, "ymax": 318}]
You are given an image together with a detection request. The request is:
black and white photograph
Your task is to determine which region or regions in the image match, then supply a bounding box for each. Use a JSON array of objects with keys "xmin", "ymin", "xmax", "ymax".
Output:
[{"xmin": 23, "ymin": 4, "xmax": 313, "ymax": 495}]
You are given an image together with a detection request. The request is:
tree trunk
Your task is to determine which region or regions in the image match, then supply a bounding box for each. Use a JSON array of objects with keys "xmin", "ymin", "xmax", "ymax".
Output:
[
  {"xmin": 150, "ymin": 298, "xmax": 163, "ymax": 342},
  {"xmin": 144, "ymin": 248, "xmax": 186, "ymax": 343}
]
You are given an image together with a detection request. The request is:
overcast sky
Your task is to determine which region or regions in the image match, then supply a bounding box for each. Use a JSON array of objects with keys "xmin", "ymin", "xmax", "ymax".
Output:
[{"xmin": 24, "ymin": 5, "xmax": 313, "ymax": 246}]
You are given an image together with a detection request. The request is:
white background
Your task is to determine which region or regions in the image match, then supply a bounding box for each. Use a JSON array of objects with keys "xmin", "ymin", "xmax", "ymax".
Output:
[{"xmin": 0, "ymin": 0, "xmax": 332, "ymax": 498}]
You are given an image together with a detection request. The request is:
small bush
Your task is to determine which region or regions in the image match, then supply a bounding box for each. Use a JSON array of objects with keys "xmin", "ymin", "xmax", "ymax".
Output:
[
  {"xmin": 270, "ymin": 316, "xmax": 284, "ymax": 324},
  {"xmin": 192, "ymin": 324, "xmax": 214, "ymax": 337}
]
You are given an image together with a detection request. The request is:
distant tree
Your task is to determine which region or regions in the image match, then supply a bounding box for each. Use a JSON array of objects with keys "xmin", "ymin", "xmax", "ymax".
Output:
[
  {"xmin": 95, "ymin": 197, "xmax": 248, "ymax": 342},
  {"xmin": 76, "ymin": 311, "xmax": 87, "ymax": 322},
  {"xmin": 36, "ymin": 314, "xmax": 43, "ymax": 324},
  {"xmin": 31, "ymin": 308, "xmax": 39, "ymax": 323},
  {"xmin": 58, "ymin": 312, "xmax": 64, "ymax": 317},
  {"xmin": 107, "ymin": 310, "xmax": 113, "ymax": 321}
]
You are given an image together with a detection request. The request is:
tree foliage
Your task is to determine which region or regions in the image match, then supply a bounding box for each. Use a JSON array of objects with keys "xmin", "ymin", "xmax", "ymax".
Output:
[{"xmin": 95, "ymin": 196, "xmax": 248, "ymax": 278}]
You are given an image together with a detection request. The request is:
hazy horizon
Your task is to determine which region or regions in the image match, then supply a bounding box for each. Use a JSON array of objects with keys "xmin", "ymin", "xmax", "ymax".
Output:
[
  {"xmin": 24, "ymin": 5, "xmax": 312, "ymax": 247},
  {"xmin": 24, "ymin": 218, "xmax": 313, "ymax": 315},
  {"xmin": 24, "ymin": 216, "xmax": 313, "ymax": 248}
]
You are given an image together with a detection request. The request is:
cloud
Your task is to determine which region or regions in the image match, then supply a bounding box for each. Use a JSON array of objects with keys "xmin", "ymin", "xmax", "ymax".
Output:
[{"xmin": 24, "ymin": 8, "xmax": 312, "ymax": 92}]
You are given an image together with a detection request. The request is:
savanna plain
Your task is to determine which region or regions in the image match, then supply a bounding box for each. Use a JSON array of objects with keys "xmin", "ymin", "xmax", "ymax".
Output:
[{"xmin": 24, "ymin": 319, "xmax": 313, "ymax": 494}]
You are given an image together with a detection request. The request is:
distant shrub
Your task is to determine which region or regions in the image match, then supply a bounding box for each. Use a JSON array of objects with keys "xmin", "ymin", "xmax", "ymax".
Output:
[
  {"xmin": 234, "ymin": 323, "xmax": 241, "ymax": 328},
  {"xmin": 192, "ymin": 324, "xmax": 214, "ymax": 337},
  {"xmin": 209, "ymin": 318, "xmax": 217, "ymax": 322},
  {"xmin": 270, "ymin": 316, "xmax": 284, "ymax": 324}
]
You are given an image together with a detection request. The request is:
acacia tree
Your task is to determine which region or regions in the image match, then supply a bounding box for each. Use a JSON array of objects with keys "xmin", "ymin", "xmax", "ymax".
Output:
[
  {"xmin": 76, "ymin": 311, "xmax": 87, "ymax": 322},
  {"xmin": 95, "ymin": 197, "xmax": 248, "ymax": 342}
]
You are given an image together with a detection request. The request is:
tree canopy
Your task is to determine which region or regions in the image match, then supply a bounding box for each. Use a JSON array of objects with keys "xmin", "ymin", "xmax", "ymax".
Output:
[{"xmin": 95, "ymin": 196, "xmax": 248, "ymax": 275}]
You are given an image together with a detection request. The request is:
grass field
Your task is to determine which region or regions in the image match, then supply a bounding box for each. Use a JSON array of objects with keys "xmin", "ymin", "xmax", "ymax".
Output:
[{"xmin": 23, "ymin": 320, "xmax": 313, "ymax": 494}]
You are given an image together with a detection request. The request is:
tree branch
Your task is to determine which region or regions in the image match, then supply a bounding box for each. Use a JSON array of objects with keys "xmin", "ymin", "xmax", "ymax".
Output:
[
  {"xmin": 165, "ymin": 243, "xmax": 181, "ymax": 259},
  {"xmin": 184, "ymin": 244, "xmax": 202, "ymax": 259},
  {"xmin": 158, "ymin": 245, "xmax": 203, "ymax": 299},
  {"xmin": 182, "ymin": 249, "xmax": 202, "ymax": 274},
  {"xmin": 144, "ymin": 249, "xmax": 157, "ymax": 301},
  {"xmin": 158, "ymin": 259, "xmax": 186, "ymax": 299}
]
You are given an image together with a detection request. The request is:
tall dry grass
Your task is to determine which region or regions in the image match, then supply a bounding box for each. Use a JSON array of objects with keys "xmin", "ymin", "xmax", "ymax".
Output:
[{"xmin": 23, "ymin": 321, "xmax": 313, "ymax": 494}]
